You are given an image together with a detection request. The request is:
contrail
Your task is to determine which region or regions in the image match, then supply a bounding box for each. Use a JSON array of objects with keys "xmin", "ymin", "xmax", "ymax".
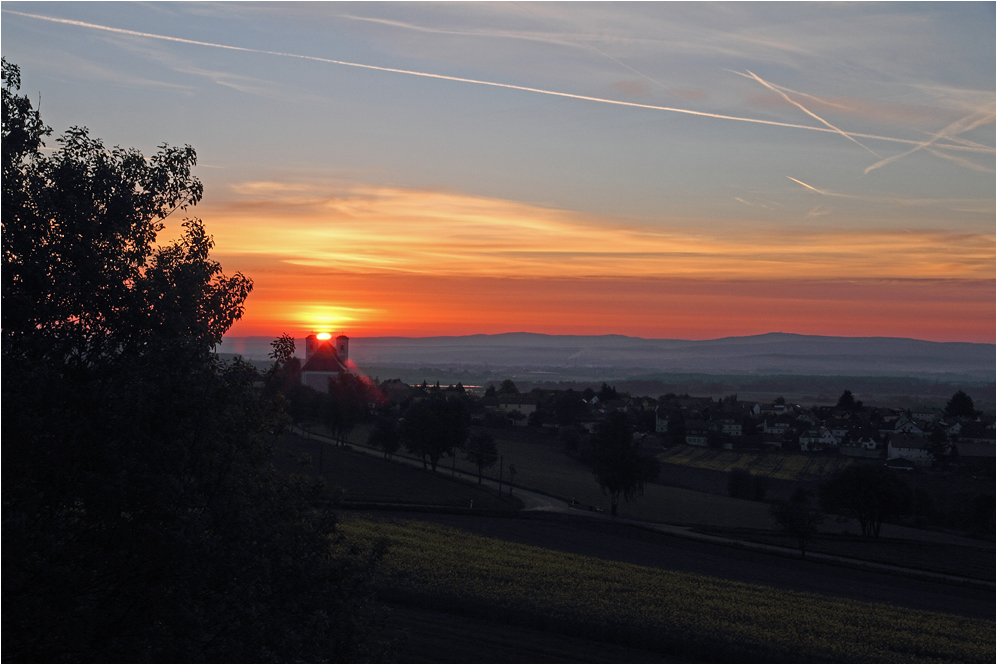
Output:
[
  {"xmin": 925, "ymin": 146, "xmax": 995, "ymax": 173},
  {"xmin": 742, "ymin": 70, "xmax": 881, "ymax": 158},
  {"xmin": 864, "ymin": 110, "xmax": 996, "ymax": 174},
  {"xmin": 786, "ymin": 176, "xmax": 991, "ymax": 208},
  {"xmin": 5, "ymin": 9, "xmax": 994, "ymax": 154}
]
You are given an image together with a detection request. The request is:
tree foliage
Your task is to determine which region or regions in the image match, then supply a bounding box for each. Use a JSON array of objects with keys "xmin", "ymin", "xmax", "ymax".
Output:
[
  {"xmin": 497, "ymin": 378, "xmax": 519, "ymax": 395},
  {"xmin": 2, "ymin": 60, "xmax": 385, "ymax": 662},
  {"xmin": 588, "ymin": 412, "xmax": 660, "ymax": 516},
  {"xmin": 770, "ymin": 489, "xmax": 825, "ymax": 557},
  {"xmin": 269, "ymin": 331, "xmax": 297, "ymax": 365},
  {"xmin": 465, "ymin": 430, "xmax": 499, "ymax": 483},
  {"xmin": 401, "ymin": 395, "xmax": 470, "ymax": 471},
  {"xmin": 944, "ymin": 390, "xmax": 977, "ymax": 418},
  {"xmin": 819, "ymin": 465, "xmax": 912, "ymax": 538},
  {"xmin": 368, "ymin": 415, "xmax": 401, "ymax": 459}
]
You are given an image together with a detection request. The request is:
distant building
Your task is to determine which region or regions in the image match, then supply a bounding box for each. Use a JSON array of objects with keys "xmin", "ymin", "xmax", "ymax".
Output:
[
  {"xmin": 300, "ymin": 333, "xmax": 350, "ymax": 392},
  {"xmin": 886, "ymin": 434, "xmax": 933, "ymax": 466}
]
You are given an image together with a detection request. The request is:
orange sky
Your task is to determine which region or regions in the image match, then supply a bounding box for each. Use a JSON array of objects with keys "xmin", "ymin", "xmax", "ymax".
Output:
[
  {"xmin": 7, "ymin": 3, "xmax": 993, "ymax": 345},
  {"xmin": 199, "ymin": 183, "xmax": 995, "ymax": 342}
]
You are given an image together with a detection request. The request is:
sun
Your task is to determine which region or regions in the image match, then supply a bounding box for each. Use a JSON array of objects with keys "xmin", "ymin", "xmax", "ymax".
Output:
[{"xmin": 316, "ymin": 332, "xmax": 331, "ymax": 340}]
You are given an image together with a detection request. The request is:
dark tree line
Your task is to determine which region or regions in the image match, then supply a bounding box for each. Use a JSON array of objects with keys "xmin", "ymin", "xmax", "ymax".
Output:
[
  {"xmin": 2, "ymin": 60, "xmax": 387, "ymax": 662},
  {"xmin": 588, "ymin": 412, "xmax": 660, "ymax": 516}
]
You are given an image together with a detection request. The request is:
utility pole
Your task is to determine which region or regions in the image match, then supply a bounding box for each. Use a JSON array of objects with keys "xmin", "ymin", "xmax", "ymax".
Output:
[{"xmin": 498, "ymin": 454, "xmax": 503, "ymax": 497}]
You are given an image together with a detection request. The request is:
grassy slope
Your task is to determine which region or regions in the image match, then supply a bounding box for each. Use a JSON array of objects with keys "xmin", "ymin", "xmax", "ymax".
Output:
[
  {"xmin": 272, "ymin": 432, "xmax": 520, "ymax": 511},
  {"xmin": 341, "ymin": 423, "xmax": 779, "ymax": 529},
  {"xmin": 344, "ymin": 516, "xmax": 995, "ymax": 663}
]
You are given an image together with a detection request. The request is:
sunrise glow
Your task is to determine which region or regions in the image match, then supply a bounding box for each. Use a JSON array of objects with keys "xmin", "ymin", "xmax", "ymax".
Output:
[{"xmin": 7, "ymin": 3, "xmax": 993, "ymax": 343}]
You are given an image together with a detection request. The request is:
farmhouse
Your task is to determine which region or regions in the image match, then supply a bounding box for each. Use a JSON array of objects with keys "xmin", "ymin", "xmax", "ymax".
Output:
[
  {"xmin": 886, "ymin": 434, "xmax": 933, "ymax": 467},
  {"xmin": 300, "ymin": 333, "xmax": 351, "ymax": 392}
]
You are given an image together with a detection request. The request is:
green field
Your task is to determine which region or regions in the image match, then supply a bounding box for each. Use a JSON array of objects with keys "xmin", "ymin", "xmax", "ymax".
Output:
[
  {"xmin": 343, "ymin": 516, "xmax": 995, "ymax": 663},
  {"xmin": 340, "ymin": 424, "xmax": 777, "ymax": 529},
  {"xmin": 273, "ymin": 432, "xmax": 520, "ymax": 511},
  {"xmin": 658, "ymin": 444, "xmax": 856, "ymax": 481}
]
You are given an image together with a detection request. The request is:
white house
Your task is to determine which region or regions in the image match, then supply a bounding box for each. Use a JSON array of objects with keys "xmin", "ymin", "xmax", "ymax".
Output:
[
  {"xmin": 887, "ymin": 434, "xmax": 933, "ymax": 466},
  {"xmin": 497, "ymin": 394, "xmax": 540, "ymax": 425},
  {"xmin": 799, "ymin": 428, "xmax": 836, "ymax": 452}
]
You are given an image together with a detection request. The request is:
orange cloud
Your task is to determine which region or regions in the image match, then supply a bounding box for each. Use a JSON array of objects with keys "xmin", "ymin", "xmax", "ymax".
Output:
[
  {"xmin": 612, "ymin": 80, "xmax": 647, "ymax": 96},
  {"xmin": 196, "ymin": 182, "xmax": 994, "ymax": 282},
  {"xmin": 189, "ymin": 182, "xmax": 994, "ymax": 342}
]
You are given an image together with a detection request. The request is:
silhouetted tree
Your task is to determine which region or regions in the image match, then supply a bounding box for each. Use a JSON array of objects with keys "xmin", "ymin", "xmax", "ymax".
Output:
[
  {"xmin": 324, "ymin": 373, "xmax": 369, "ymax": 445},
  {"xmin": 497, "ymin": 378, "xmax": 519, "ymax": 395},
  {"xmin": 589, "ymin": 412, "xmax": 660, "ymax": 516},
  {"xmin": 465, "ymin": 430, "xmax": 499, "ymax": 483},
  {"xmin": 770, "ymin": 488, "xmax": 825, "ymax": 557},
  {"xmin": 837, "ymin": 390, "xmax": 855, "ymax": 409},
  {"xmin": 269, "ymin": 332, "xmax": 297, "ymax": 364},
  {"xmin": 944, "ymin": 390, "xmax": 977, "ymax": 418},
  {"xmin": 401, "ymin": 395, "xmax": 470, "ymax": 471},
  {"xmin": 598, "ymin": 382, "xmax": 619, "ymax": 402},
  {"xmin": 820, "ymin": 465, "xmax": 912, "ymax": 538},
  {"xmin": 554, "ymin": 389, "xmax": 588, "ymax": 426},
  {"xmin": 2, "ymin": 60, "xmax": 385, "ymax": 663},
  {"xmin": 368, "ymin": 415, "xmax": 400, "ymax": 459}
]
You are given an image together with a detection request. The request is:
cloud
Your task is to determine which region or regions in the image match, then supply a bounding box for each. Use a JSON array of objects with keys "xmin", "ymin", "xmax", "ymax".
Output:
[
  {"xmin": 669, "ymin": 87, "xmax": 708, "ymax": 101},
  {"xmin": 7, "ymin": 9, "xmax": 992, "ymax": 155},
  {"xmin": 196, "ymin": 181, "xmax": 995, "ymax": 284},
  {"xmin": 612, "ymin": 80, "xmax": 647, "ymax": 96}
]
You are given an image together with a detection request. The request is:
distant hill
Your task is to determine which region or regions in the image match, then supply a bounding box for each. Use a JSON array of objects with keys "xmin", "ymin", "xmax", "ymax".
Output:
[{"xmin": 217, "ymin": 332, "xmax": 995, "ymax": 382}]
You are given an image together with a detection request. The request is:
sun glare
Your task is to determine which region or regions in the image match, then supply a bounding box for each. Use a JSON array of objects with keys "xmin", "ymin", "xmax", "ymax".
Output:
[{"xmin": 316, "ymin": 332, "xmax": 331, "ymax": 340}]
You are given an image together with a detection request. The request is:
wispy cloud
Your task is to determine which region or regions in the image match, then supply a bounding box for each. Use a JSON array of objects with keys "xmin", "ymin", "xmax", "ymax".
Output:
[
  {"xmin": 6, "ymin": 9, "xmax": 992, "ymax": 155},
  {"xmin": 199, "ymin": 181, "xmax": 995, "ymax": 282}
]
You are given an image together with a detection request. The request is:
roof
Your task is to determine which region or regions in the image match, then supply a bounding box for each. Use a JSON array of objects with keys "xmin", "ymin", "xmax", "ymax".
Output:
[{"xmin": 300, "ymin": 340, "xmax": 348, "ymax": 373}]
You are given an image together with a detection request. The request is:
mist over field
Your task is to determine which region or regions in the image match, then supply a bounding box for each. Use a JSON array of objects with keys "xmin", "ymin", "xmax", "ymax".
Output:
[{"xmin": 219, "ymin": 332, "xmax": 995, "ymax": 383}]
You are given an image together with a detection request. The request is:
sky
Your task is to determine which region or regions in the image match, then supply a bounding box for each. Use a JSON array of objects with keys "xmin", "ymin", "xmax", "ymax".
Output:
[{"xmin": 2, "ymin": 2, "xmax": 995, "ymax": 342}]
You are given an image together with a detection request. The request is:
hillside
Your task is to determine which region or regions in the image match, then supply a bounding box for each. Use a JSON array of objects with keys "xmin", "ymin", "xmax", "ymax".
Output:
[{"xmin": 218, "ymin": 332, "xmax": 995, "ymax": 382}]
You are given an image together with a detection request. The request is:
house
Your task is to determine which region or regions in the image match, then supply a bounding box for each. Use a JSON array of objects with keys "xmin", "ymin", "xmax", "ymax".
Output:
[
  {"xmin": 825, "ymin": 418, "xmax": 852, "ymax": 444},
  {"xmin": 377, "ymin": 379, "xmax": 413, "ymax": 406},
  {"xmin": 300, "ymin": 333, "xmax": 350, "ymax": 392},
  {"xmin": 799, "ymin": 428, "xmax": 836, "ymax": 452},
  {"xmin": 655, "ymin": 408, "xmax": 672, "ymax": 434},
  {"xmin": 762, "ymin": 419, "xmax": 792, "ymax": 435},
  {"xmin": 497, "ymin": 394, "xmax": 540, "ymax": 425},
  {"xmin": 716, "ymin": 418, "xmax": 742, "ymax": 437},
  {"xmin": 892, "ymin": 416, "xmax": 925, "ymax": 436},
  {"xmin": 887, "ymin": 434, "xmax": 933, "ymax": 466},
  {"xmin": 685, "ymin": 420, "xmax": 709, "ymax": 447}
]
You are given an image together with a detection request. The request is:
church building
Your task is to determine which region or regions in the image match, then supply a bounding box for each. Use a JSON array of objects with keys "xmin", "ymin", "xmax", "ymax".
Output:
[{"xmin": 300, "ymin": 333, "xmax": 350, "ymax": 392}]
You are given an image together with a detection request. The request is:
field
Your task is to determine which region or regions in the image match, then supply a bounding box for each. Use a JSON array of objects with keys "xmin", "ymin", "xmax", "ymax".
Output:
[
  {"xmin": 343, "ymin": 516, "xmax": 995, "ymax": 663},
  {"xmin": 272, "ymin": 432, "xmax": 521, "ymax": 511},
  {"xmin": 658, "ymin": 444, "xmax": 856, "ymax": 481}
]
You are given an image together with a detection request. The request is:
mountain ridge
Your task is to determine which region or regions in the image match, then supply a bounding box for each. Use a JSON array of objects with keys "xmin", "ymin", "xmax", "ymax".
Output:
[{"xmin": 217, "ymin": 332, "xmax": 995, "ymax": 382}]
